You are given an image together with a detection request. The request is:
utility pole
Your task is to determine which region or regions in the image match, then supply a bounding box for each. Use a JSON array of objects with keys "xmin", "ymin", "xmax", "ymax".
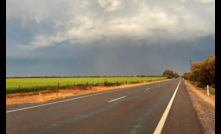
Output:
[{"xmin": 189, "ymin": 59, "xmax": 192, "ymax": 72}]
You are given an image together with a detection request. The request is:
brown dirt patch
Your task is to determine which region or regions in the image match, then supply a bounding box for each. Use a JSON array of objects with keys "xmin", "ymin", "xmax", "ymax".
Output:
[
  {"xmin": 184, "ymin": 80, "xmax": 215, "ymax": 134},
  {"xmin": 6, "ymin": 79, "xmax": 169, "ymax": 106}
]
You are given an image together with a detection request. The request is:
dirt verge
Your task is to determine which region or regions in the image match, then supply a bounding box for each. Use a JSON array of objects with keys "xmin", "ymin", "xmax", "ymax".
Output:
[
  {"xmin": 184, "ymin": 80, "xmax": 215, "ymax": 134},
  {"xmin": 6, "ymin": 79, "xmax": 169, "ymax": 106}
]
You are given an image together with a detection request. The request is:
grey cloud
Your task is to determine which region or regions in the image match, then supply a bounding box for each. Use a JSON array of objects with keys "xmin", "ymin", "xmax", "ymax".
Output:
[
  {"xmin": 6, "ymin": 0, "xmax": 215, "ymax": 77},
  {"xmin": 6, "ymin": 0, "xmax": 215, "ymax": 49},
  {"xmin": 6, "ymin": 36, "xmax": 215, "ymax": 77}
]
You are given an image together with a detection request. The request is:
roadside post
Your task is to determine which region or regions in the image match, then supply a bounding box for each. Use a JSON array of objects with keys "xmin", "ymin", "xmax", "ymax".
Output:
[{"xmin": 207, "ymin": 85, "xmax": 209, "ymax": 96}]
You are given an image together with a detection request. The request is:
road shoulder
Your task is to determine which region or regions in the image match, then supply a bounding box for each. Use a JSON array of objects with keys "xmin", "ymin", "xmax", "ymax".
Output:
[
  {"xmin": 162, "ymin": 79, "xmax": 202, "ymax": 134},
  {"xmin": 184, "ymin": 80, "xmax": 215, "ymax": 134}
]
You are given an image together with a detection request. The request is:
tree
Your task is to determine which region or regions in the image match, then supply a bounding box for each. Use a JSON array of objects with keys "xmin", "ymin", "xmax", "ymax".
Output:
[
  {"xmin": 163, "ymin": 70, "xmax": 180, "ymax": 78},
  {"xmin": 183, "ymin": 72, "xmax": 194, "ymax": 81},
  {"xmin": 163, "ymin": 70, "xmax": 174, "ymax": 78},
  {"xmin": 182, "ymin": 55, "xmax": 215, "ymax": 86},
  {"xmin": 173, "ymin": 73, "xmax": 180, "ymax": 78},
  {"xmin": 198, "ymin": 55, "xmax": 215, "ymax": 85},
  {"xmin": 192, "ymin": 62, "xmax": 201, "ymax": 81}
]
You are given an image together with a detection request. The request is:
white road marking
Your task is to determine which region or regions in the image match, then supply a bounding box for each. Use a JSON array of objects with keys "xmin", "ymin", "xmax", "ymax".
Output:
[
  {"xmin": 108, "ymin": 96, "xmax": 126, "ymax": 103},
  {"xmin": 153, "ymin": 79, "xmax": 181, "ymax": 134},
  {"xmin": 6, "ymin": 79, "xmax": 172, "ymax": 114},
  {"xmin": 145, "ymin": 88, "xmax": 151, "ymax": 90},
  {"xmin": 6, "ymin": 86, "xmax": 137, "ymax": 113}
]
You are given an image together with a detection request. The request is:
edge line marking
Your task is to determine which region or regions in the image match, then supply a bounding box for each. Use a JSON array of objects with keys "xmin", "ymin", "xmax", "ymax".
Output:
[{"xmin": 153, "ymin": 79, "xmax": 181, "ymax": 134}]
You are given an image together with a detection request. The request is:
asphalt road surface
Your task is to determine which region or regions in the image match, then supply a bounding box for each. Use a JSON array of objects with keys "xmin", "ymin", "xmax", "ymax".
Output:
[{"xmin": 6, "ymin": 78, "xmax": 202, "ymax": 134}]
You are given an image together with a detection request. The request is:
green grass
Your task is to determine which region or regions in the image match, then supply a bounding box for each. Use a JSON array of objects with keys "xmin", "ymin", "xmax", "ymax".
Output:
[
  {"xmin": 209, "ymin": 86, "xmax": 215, "ymax": 94},
  {"xmin": 6, "ymin": 77, "xmax": 167, "ymax": 94}
]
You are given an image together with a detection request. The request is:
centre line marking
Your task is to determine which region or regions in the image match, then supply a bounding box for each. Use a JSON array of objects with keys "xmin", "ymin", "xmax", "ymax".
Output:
[
  {"xmin": 108, "ymin": 96, "xmax": 126, "ymax": 103},
  {"xmin": 145, "ymin": 88, "xmax": 151, "ymax": 90},
  {"xmin": 7, "ymin": 84, "xmax": 141, "ymax": 113},
  {"xmin": 153, "ymin": 79, "xmax": 181, "ymax": 134}
]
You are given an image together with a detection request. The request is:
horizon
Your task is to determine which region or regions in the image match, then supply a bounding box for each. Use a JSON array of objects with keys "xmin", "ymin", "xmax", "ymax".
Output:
[{"xmin": 6, "ymin": 75, "xmax": 166, "ymax": 78}]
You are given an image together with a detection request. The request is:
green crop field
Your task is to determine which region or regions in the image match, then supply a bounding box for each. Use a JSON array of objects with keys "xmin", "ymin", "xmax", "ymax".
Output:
[{"xmin": 6, "ymin": 77, "xmax": 167, "ymax": 94}]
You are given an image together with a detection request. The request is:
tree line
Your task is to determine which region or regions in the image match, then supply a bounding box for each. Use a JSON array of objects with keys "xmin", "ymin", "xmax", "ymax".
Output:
[{"xmin": 182, "ymin": 55, "xmax": 215, "ymax": 86}]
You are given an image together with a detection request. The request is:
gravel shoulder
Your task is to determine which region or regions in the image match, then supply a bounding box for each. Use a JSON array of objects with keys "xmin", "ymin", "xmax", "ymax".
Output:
[{"xmin": 184, "ymin": 80, "xmax": 215, "ymax": 134}]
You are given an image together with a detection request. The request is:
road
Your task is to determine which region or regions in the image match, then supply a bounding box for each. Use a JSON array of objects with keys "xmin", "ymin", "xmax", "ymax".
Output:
[{"xmin": 6, "ymin": 78, "xmax": 202, "ymax": 134}]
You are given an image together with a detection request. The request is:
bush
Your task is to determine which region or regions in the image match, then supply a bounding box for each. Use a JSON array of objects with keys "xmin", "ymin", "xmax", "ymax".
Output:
[
  {"xmin": 198, "ymin": 55, "xmax": 215, "ymax": 85},
  {"xmin": 183, "ymin": 55, "xmax": 215, "ymax": 86}
]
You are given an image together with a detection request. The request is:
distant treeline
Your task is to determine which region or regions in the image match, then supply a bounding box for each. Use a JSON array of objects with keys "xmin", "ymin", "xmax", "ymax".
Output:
[{"xmin": 6, "ymin": 75, "xmax": 164, "ymax": 79}]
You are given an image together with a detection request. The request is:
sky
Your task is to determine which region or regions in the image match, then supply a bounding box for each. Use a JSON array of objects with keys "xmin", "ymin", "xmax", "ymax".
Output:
[{"xmin": 6, "ymin": 0, "xmax": 215, "ymax": 77}]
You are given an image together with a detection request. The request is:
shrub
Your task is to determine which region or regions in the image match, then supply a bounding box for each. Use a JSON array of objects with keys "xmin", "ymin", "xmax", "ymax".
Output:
[{"xmin": 183, "ymin": 55, "xmax": 215, "ymax": 86}]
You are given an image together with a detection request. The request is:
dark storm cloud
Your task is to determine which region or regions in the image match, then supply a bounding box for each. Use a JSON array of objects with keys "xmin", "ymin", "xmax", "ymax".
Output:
[
  {"xmin": 6, "ymin": 0, "xmax": 215, "ymax": 77},
  {"xmin": 6, "ymin": 36, "xmax": 215, "ymax": 77}
]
